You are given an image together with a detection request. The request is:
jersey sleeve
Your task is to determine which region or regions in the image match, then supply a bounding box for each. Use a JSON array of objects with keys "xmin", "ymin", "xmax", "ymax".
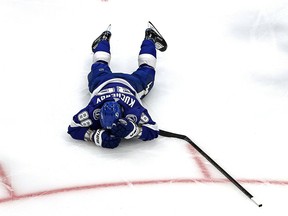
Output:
[
  {"xmin": 137, "ymin": 110, "xmax": 159, "ymax": 141},
  {"xmin": 67, "ymin": 106, "xmax": 98, "ymax": 141}
]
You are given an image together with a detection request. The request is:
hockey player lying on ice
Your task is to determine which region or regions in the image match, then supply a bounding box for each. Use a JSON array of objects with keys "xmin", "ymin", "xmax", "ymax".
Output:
[{"xmin": 68, "ymin": 22, "xmax": 167, "ymax": 149}]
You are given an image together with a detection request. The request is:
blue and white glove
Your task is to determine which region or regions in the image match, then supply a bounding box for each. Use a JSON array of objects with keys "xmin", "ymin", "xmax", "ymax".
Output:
[
  {"xmin": 93, "ymin": 129, "xmax": 121, "ymax": 149},
  {"xmin": 111, "ymin": 118, "xmax": 141, "ymax": 139}
]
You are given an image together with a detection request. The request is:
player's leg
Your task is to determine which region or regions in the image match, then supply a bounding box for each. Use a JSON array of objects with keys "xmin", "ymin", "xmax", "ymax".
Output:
[
  {"xmin": 91, "ymin": 24, "xmax": 112, "ymax": 63},
  {"xmin": 130, "ymin": 22, "xmax": 168, "ymax": 99},
  {"xmin": 88, "ymin": 25, "xmax": 113, "ymax": 93},
  {"xmin": 132, "ymin": 39, "xmax": 157, "ymax": 99}
]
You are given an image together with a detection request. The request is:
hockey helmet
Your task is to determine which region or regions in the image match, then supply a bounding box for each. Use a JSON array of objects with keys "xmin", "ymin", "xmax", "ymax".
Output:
[{"xmin": 100, "ymin": 101, "xmax": 122, "ymax": 129}]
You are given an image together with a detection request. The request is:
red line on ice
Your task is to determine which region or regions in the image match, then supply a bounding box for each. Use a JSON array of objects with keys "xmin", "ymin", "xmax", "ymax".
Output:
[
  {"xmin": 186, "ymin": 144, "xmax": 212, "ymax": 179},
  {"xmin": 1, "ymin": 177, "xmax": 288, "ymax": 204},
  {"xmin": 0, "ymin": 163, "xmax": 16, "ymax": 198}
]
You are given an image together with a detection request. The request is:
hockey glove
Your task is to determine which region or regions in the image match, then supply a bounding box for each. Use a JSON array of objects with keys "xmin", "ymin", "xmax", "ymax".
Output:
[
  {"xmin": 93, "ymin": 129, "xmax": 121, "ymax": 149},
  {"xmin": 111, "ymin": 118, "xmax": 141, "ymax": 139}
]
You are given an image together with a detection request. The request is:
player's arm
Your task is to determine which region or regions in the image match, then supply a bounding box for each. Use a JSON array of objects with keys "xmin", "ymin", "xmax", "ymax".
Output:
[
  {"xmin": 138, "ymin": 111, "xmax": 159, "ymax": 141},
  {"xmin": 67, "ymin": 109, "xmax": 93, "ymax": 141},
  {"xmin": 111, "ymin": 110, "xmax": 159, "ymax": 141},
  {"xmin": 67, "ymin": 108, "xmax": 121, "ymax": 148}
]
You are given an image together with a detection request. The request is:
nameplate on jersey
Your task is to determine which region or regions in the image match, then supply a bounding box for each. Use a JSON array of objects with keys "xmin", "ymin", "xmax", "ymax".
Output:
[{"xmin": 95, "ymin": 93, "xmax": 136, "ymax": 108}]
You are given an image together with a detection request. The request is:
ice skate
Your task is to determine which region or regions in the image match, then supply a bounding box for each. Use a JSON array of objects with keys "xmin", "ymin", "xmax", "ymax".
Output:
[
  {"xmin": 91, "ymin": 24, "xmax": 112, "ymax": 52},
  {"xmin": 145, "ymin": 21, "xmax": 167, "ymax": 52}
]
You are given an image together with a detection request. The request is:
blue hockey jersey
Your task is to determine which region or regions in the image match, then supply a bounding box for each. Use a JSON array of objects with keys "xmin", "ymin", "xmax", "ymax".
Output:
[{"xmin": 68, "ymin": 78, "xmax": 159, "ymax": 143}]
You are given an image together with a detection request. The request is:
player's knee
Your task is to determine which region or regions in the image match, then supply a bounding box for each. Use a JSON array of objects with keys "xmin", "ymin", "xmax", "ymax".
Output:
[
  {"xmin": 138, "ymin": 53, "xmax": 156, "ymax": 68},
  {"xmin": 93, "ymin": 51, "xmax": 111, "ymax": 64}
]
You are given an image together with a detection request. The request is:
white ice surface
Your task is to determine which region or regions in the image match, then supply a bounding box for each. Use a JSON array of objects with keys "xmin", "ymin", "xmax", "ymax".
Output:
[{"xmin": 1, "ymin": 0, "xmax": 288, "ymax": 215}]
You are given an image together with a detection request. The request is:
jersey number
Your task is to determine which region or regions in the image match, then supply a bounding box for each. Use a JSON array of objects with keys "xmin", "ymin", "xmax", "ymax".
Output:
[{"xmin": 78, "ymin": 111, "xmax": 92, "ymax": 127}]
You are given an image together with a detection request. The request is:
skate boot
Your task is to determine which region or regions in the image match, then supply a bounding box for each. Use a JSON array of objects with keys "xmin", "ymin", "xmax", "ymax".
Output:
[
  {"xmin": 145, "ymin": 21, "xmax": 167, "ymax": 52},
  {"xmin": 91, "ymin": 24, "xmax": 112, "ymax": 52}
]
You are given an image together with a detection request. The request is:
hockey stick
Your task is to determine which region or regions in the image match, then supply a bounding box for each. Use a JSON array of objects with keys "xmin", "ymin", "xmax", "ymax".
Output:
[{"xmin": 159, "ymin": 129, "xmax": 262, "ymax": 207}]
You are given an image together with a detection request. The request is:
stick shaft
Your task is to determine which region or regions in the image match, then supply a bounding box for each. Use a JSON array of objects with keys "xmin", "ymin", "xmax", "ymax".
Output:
[{"xmin": 159, "ymin": 129, "xmax": 260, "ymax": 205}]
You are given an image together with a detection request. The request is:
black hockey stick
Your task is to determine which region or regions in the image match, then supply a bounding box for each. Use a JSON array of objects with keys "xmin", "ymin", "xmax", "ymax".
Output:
[{"xmin": 159, "ymin": 129, "xmax": 262, "ymax": 207}]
